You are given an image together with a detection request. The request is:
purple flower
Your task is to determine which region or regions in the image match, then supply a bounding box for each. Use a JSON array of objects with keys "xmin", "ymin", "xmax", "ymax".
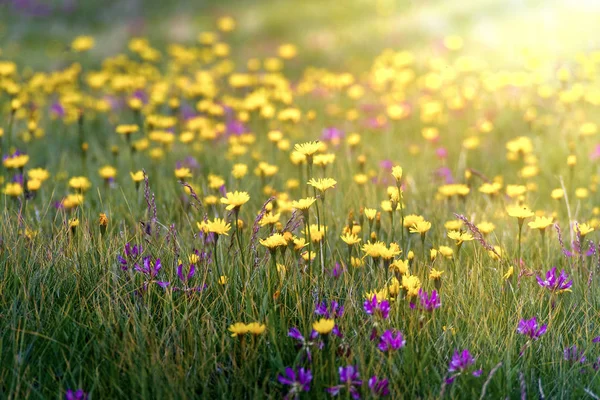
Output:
[
  {"xmin": 50, "ymin": 102, "xmax": 66, "ymax": 118},
  {"xmin": 321, "ymin": 127, "xmax": 345, "ymax": 143},
  {"xmin": 368, "ymin": 376, "xmax": 390, "ymax": 397},
  {"xmin": 118, "ymin": 243, "xmax": 142, "ymax": 270},
  {"xmin": 315, "ymin": 300, "xmax": 344, "ymax": 319},
  {"xmin": 592, "ymin": 336, "xmax": 600, "ymax": 344},
  {"xmin": 536, "ymin": 267, "xmax": 573, "ymax": 292},
  {"xmin": 379, "ymin": 159, "xmax": 393, "ymax": 171},
  {"xmin": 410, "ymin": 288, "xmax": 441, "ymax": 311},
  {"xmin": 326, "ymin": 365, "xmax": 362, "ymax": 399},
  {"xmin": 363, "ymin": 297, "xmax": 390, "ymax": 319},
  {"xmin": 65, "ymin": 389, "xmax": 87, "ymax": 400},
  {"xmin": 517, "ymin": 317, "xmax": 547, "ymax": 341},
  {"xmin": 278, "ymin": 367, "xmax": 312, "ymax": 399},
  {"xmin": 377, "ymin": 330, "xmax": 406, "ymax": 353},
  {"xmin": 134, "ymin": 257, "xmax": 170, "ymax": 290},
  {"xmin": 564, "ymin": 345, "xmax": 586, "ymax": 364},
  {"xmin": 331, "ymin": 262, "xmax": 344, "ymax": 278},
  {"xmin": 288, "ymin": 327, "xmax": 322, "ymax": 362},
  {"xmin": 446, "ymin": 349, "xmax": 482, "ymax": 384}
]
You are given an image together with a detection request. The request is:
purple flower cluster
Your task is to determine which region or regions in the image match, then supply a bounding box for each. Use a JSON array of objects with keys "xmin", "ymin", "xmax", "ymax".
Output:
[
  {"xmin": 278, "ymin": 366, "xmax": 312, "ymax": 399},
  {"xmin": 446, "ymin": 349, "xmax": 482, "ymax": 384},
  {"xmin": 65, "ymin": 389, "xmax": 87, "ymax": 400},
  {"xmin": 315, "ymin": 300, "xmax": 344, "ymax": 319},
  {"xmin": 326, "ymin": 365, "xmax": 362, "ymax": 399},
  {"xmin": 564, "ymin": 345, "xmax": 586, "ymax": 364},
  {"xmin": 363, "ymin": 297, "xmax": 390, "ymax": 319},
  {"xmin": 410, "ymin": 289, "xmax": 441, "ymax": 311},
  {"xmin": 517, "ymin": 317, "xmax": 547, "ymax": 341},
  {"xmin": 118, "ymin": 243, "xmax": 143, "ymax": 271},
  {"xmin": 134, "ymin": 257, "xmax": 170, "ymax": 289},
  {"xmin": 536, "ymin": 267, "xmax": 573, "ymax": 292},
  {"xmin": 288, "ymin": 327, "xmax": 323, "ymax": 362},
  {"xmin": 368, "ymin": 376, "xmax": 390, "ymax": 397},
  {"xmin": 377, "ymin": 330, "xmax": 406, "ymax": 353}
]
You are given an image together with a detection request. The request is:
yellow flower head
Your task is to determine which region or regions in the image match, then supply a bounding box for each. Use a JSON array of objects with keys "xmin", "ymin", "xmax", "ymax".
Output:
[
  {"xmin": 130, "ymin": 171, "xmax": 145, "ymax": 182},
  {"xmin": 340, "ymin": 232, "xmax": 361, "ymax": 246},
  {"xmin": 429, "ymin": 268, "xmax": 444, "ymax": 280},
  {"xmin": 294, "ymin": 141, "xmax": 321, "ymax": 157},
  {"xmin": 507, "ymin": 205, "xmax": 535, "ymax": 220},
  {"xmin": 577, "ymin": 223, "xmax": 594, "ymax": 238},
  {"xmin": 391, "ymin": 166, "xmax": 403, "ymax": 182},
  {"xmin": 409, "ymin": 221, "xmax": 432, "ymax": 235},
  {"xmin": 447, "ymin": 230, "xmax": 474, "ymax": 245},
  {"xmin": 292, "ymin": 197, "xmax": 316, "ymax": 211},
  {"xmin": 228, "ymin": 322, "xmax": 248, "ymax": 337},
  {"xmin": 28, "ymin": 168, "xmax": 50, "ymax": 182},
  {"xmin": 99, "ymin": 165, "xmax": 117, "ymax": 180},
  {"xmin": 69, "ymin": 176, "xmax": 91, "ymax": 192},
  {"xmin": 312, "ymin": 318, "xmax": 335, "ymax": 335},
  {"xmin": 175, "ymin": 167, "xmax": 192, "ymax": 179},
  {"xmin": 260, "ymin": 233, "xmax": 288, "ymax": 249},
  {"xmin": 71, "ymin": 35, "xmax": 95, "ymax": 52},
  {"xmin": 3, "ymin": 182, "xmax": 23, "ymax": 197},
  {"xmin": 528, "ymin": 216, "xmax": 553, "ymax": 231},
  {"xmin": 307, "ymin": 178, "xmax": 337, "ymax": 192},
  {"xmin": 203, "ymin": 218, "xmax": 231, "ymax": 236},
  {"xmin": 220, "ymin": 191, "xmax": 250, "ymax": 210},
  {"xmin": 246, "ymin": 322, "xmax": 266, "ymax": 335}
]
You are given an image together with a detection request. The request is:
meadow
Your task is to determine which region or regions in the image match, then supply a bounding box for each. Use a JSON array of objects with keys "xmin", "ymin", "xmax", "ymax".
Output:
[{"xmin": 1, "ymin": 2, "xmax": 600, "ymax": 399}]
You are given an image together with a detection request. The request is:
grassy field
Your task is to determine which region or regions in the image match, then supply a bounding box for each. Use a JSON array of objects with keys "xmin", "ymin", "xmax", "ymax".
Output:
[{"xmin": 1, "ymin": 0, "xmax": 600, "ymax": 399}]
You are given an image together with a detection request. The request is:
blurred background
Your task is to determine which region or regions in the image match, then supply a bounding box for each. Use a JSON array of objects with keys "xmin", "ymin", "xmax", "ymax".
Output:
[{"xmin": 1, "ymin": 0, "xmax": 599, "ymax": 70}]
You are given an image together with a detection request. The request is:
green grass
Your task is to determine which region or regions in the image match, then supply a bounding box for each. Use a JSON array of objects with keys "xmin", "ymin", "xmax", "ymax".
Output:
[{"xmin": 1, "ymin": 0, "xmax": 600, "ymax": 399}]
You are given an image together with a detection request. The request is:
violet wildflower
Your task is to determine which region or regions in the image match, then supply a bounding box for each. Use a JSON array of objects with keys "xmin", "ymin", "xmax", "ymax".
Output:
[
  {"xmin": 564, "ymin": 345, "xmax": 586, "ymax": 364},
  {"xmin": 368, "ymin": 376, "xmax": 390, "ymax": 397},
  {"xmin": 134, "ymin": 257, "xmax": 170, "ymax": 289},
  {"xmin": 517, "ymin": 317, "xmax": 547, "ymax": 341},
  {"xmin": 446, "ymin": 349, "xmax": 482, "ymax": 384},
  {"xmin": 363, "ymin": 297, "xmax": 390, "ymax": 319},
  {"xmin": 65, "ymin": 389, "xmax": 88, "ymax": 400},
  {"xmin": 315, "ymin": 300, "xmax": 345, "ymax": 319},
  {"xmin": 278, "ymin": 367, "xmax": 312, "ymax": 400},
  {"xmin": 377, "ymin": 329, "xmax": 406, "ymax": 353},
  {"xmin": 174, "ymin": 262, "xmax": 206, "ymax": 293},
  {"xmin": 536, "ymin": 267, "xmax": 573, "ymax": 293},
  {"xmin": 326, "ymin": 365, "xmax": 363, "ymax": 399},
  {"xmin": 118, "ymin": 243, "xmax": 142, "ymax": 271},
  {"xmin": 592, "ymin": 336, "xmax": 600, "ymax": 344},
  {"xmin": 288, "ymin": 327, "xmax": 323, "ymax": 362},
  {"xmin": 410, "ymin": 288, "xmax": 441, "ymax": 311}
]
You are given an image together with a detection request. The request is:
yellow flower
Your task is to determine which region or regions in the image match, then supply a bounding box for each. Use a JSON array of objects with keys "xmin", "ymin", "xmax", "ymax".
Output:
[
  {"xmin": 578, "ymin": 223, "xmax": 594, "ymax": 238},
  {"xmin": 364, "ymin": 208, "xmax": 377, "ymax": 220},
  {"xmin": 28, "ymin": 168, "xmax": 50, "ymax": 182},
  {"xmin": 68, "ymin": 218, "xmax": 80, "ymax": 228},
  {"xmin": 3, "ymin": 154, "xmax": 29, "ymax": 169},
  {"xmin": 228, "ymin": 322, "xmax": 248, "ymax": 337},
  {"xmin": 71, "ymin": 35, "xmax": 95, "ymax": 52},
  {"xmin": 99, "ymin": 213, "xmax": 108, "ymax": 226},
  {"xmin": 294, "ymin": 141, "xmax": 321, "ymax": 157},
  {"xmin": 292, "ymin": 197, "xmax": 316, "ymax": 210},
  {"xmin": 409, "ymin": 221, "xmax": 432, "ymax": 234},
  {"xmin": 390, "ymin": 259, "xmax": 409, "ymax": 275},
  {"xmin": 391, "ymin": 166, "xmax": 403, "ymax": 181},
  {"xmin": 340, "ymin": 233, "xmax": 361, "ymax": 246},
  {"xmin": 219, "ymin": 275, "xmax": 229, "ymax": 285},
  {"xmin": 362, "ymin": 241, "xmax": 387, "ymax": 258},
  {"xmin": 528, "ymin": 216, "xmax": 553, "ymax": 231},
  {"xmin": 429, "ymin": 268, "xmax": 444, "ymax": 280},
  {"xmin": 3, "ymin": 183, "xmax": 23, "ymax": 197},
  {"xmin": 259, "ymin": 233, "xmax": 288, "ymax": 249},
  {"xmin": 476, "ymin": 221, "xmax": 496, "ymax": 235},
  {"xmin": 503, "ymin": 266, "xmax": 514, "ymax": 281},
  {"xmin": 220, "ymin": 191, "xmax": 250, "ymax": 210},
  {"xmin": 99, "ymin": 165, "xmax": 117, "ymax": 180},
  {"xmin": 447, "ymin": 230, "xmax": 474, "ymax": 245},
  {"xmin": 69, "ymin": 176, "xmax": 91, "ymax": 192},
  {"xmin": 403, "ymin": 214, "xmax": 424, "ymax": 228},
  {"xmin": 246, "ymin": 322, "xmax": 266, "ymax": 335},
  {"xmin": 402, "ymin": 274, "xmax": 421, "ymax": 297},
  {"xmin": 551, "ymin": 188, "xmax": 564, "ymax": 200},
  {"xmin": 130, "ymin": 171, "xmax": 145, "ymax": 182},
  {"xmin": 444, "ymin": 220, "xmax": 463, "ymax": 231},
  {"xmin": 116, "ymin": 124, "xmax": 139, "ymax": 135},
  {"xmin": 312, "ymin": 318, "xmax": 335, "ymax": 335},
  {"xmin": 438, "ymin": 246, "xmax": 454, "ymax": 259},
  {"xmin": 27, "ymin": 179, "xmax": 41, "ymax": 191},
  {"xmin": 175, "ymin": 167, "xmax": 192, "ymax": 179},
  {"xmin": 307, "ymin": 178, "xmax": 337, "ymax": 192},
  {"xmin": 507, "ymin": 205, "xmax": 535, "ymax": 220},
  {"xmin": 232, "ymin": 163, "xmax": 248, "ymax": 179},
  {"xmin": 204, "ymin": 218, "xmax": 231, "ymax": 236},
  {"xmin": 259, "ymin": 212, "xmax": 281, "ymax": 227}
]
